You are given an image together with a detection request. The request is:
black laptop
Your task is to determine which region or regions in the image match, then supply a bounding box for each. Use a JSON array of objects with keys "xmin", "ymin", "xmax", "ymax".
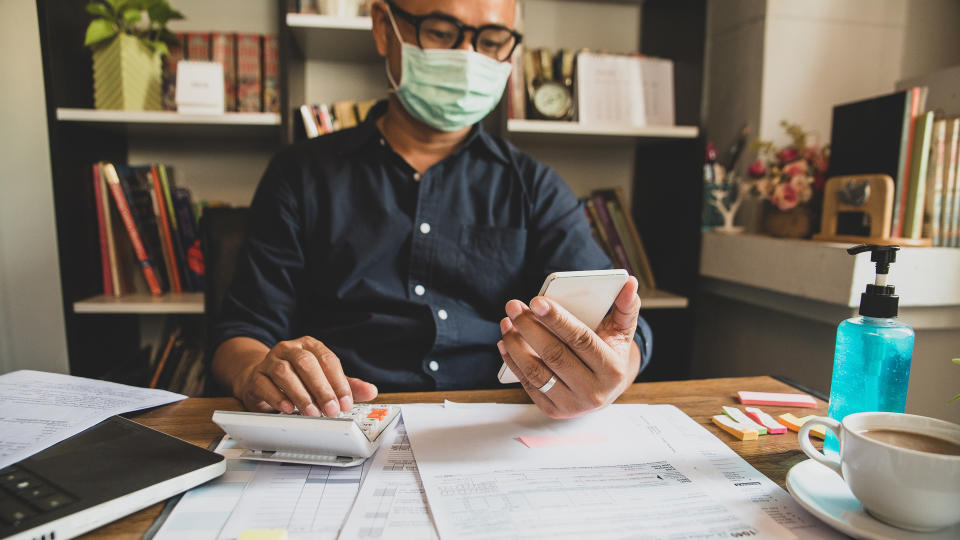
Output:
[{"xmin": 0, "ymin": 416, "xmax": 225, "ymax": 540}]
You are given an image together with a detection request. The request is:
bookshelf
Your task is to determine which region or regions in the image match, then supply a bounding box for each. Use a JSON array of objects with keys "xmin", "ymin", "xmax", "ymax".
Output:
[
  {"xmin": 74, "ymin": 293, "xmax": 204, "ymax": 315},
  {"xmin": 38, "ymin": 0, "xmax": 707, "ymax": 384}
]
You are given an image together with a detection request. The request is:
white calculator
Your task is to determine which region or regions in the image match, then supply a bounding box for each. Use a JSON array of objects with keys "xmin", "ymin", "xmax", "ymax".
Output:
[{"xmin": 211, "ymin": 404, "xmax": 401, "ymax": 468}]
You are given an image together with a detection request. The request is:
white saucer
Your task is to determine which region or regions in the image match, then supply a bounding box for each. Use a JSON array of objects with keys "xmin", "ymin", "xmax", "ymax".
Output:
[{"xmin": 786, "ymin": 459, "xmax": 960, "ymax": 540}]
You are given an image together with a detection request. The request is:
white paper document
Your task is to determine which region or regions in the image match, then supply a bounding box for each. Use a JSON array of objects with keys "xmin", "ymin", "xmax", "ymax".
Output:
[
  {"xmin": 0, "ymin": 369, "xmax": 185, "ymax": 469},
  {"xmin": 576, "ymin": 52, "xmax": 646, "ymax": 127},
  {"xmin": 401, "ymin": 403, "xmax": 842, "ymax": 540},
  {"xmin": 339, "ymin": 418, "xmax": 439, "ymax": 539},
  {"xmin": 154, "ymin": 437, "xmax": 369, "ymax": 540}
]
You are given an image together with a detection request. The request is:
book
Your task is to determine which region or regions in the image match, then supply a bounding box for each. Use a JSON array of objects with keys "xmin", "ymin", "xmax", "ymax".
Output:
[
  {"xmin": 92, "ymin": 164, "xmax": 114, "ymax": 296},
  {"xmin": 604, "ymin": 188, "xmax": 656, "ymax": 289},
  {"xmin": 300, "ymin": 104, "xmax": 320, "ymax": 138},
  {"xmin": 333, "ymin": 100, "xmax": 359, "ymax": 130},
  {"xmin": 162, "ymin": 34, "xmax": 186, "ymax": 111},
  {"xmin": 924, "ymin": 119, "xmax": 947, "ymax": 245},
  {"xmin": 149, "ymin": 166, "xmax": 182, "ymax": 293},
  {"xmin": 186, "ymin": 32, "xmax": 211, "ymax": 60},
  {"xmin": 827, "ymin": 90, "xmax": 915, "ymax": 238},
  {"xmin": 606, "ymin": 199, "xmax": 648, "ymax": 290},
  {"xmin": 942, "ymin": 119, "xmax": 960, "ymax": 247},
  {"xmin": 318, "ymin": 104, "xmax": 334, "ymax": 133},
  {"xmin": 157, "ymin": 165, "xmax": 191, "ymax": 291},
  {"xmin": 236, "ymin": 34, "xmax": 262, "ymax": 112},
  {"xmin": 582, "ymin": 199, "xmax": 615, "ymax": 263},
  {"xmin": 172, "ymin": 187, "xmax": 204, "ymax": 290},
  {"xmin": 122, "ymin": 166, "xmax": 170, "ymax": 292},
  {"xmin": 893, "ymin": 87, "xmax": 926, "ymax": 237},
  {"xmin": 952, "ymin": 141, "xmax": 960, "ymax": 247},
  {"xmin": 903, "ymin": 111, "xmax": 933, "ymax": 239},
  {"xmin": 590, "ymin": 193, "xmax": 634, "ymax": 276},
  {"xmin": 101, "ymin": 163, "xmax": 163, "ymax": 296},
  {"xmin": 211, "ymin": 33, "xmax": 237, "ymax": 111},
  {"xmin": 263, "ymin": 35, "xmax": 280, "ymax": 114}
]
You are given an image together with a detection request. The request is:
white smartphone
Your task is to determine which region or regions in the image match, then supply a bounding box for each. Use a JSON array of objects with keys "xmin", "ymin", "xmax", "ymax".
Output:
[{"xmin": 497, "ymin": 269, "xmax": 629, "ymax": 384}]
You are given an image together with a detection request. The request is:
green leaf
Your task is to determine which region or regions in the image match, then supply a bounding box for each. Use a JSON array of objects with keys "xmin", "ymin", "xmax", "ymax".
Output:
[
  {"xmin": 122, "ymin": 8, "xmax": 143, "ymax": 26},
  {"xmin": 84, "ymin": 19, "xmax": 117, "ymax": 47},
  {"xmin": 150, "ymin": 40, "xmax": 170, "ymax": 56},
  {"xmin": 156, "ymin": 28, "xmax": 180, "ymax": 46},
  {"xmin": 952, "ymin": 358, "xmax": 960, "ymax": 366},
  {"xmin": 85, "ymin": 2, "xmax": 113, "ymax": 19},
  {"xmin": 951, "ymin": 393, "xmax": 960, "ymax": 403}
]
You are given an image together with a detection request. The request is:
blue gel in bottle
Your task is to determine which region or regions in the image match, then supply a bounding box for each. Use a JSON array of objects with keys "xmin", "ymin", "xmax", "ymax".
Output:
[{"xmin": 825, "ymin": 245, "xmax": 914, "ymax": 454}]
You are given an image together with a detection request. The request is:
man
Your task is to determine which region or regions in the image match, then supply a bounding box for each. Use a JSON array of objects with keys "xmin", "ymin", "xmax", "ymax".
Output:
[{"xmin": 212, "ymin": 0, "xmax": 652, "ymax": 420}]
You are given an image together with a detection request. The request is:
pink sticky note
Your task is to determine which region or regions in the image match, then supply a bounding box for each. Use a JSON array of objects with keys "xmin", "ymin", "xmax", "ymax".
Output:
[
  {"xmin": 517, "ymin": 433, "xmax": 608, "ymax": 449},
  {"xmin": 738, "ymin": 391, "xmax": 818, "ymax": 408}
]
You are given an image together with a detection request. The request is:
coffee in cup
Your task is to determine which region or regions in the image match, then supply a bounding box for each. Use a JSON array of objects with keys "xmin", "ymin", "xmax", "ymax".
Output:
[{"xmin": 798, "ymin": 411, "xmax": 960, "ymax": 532}]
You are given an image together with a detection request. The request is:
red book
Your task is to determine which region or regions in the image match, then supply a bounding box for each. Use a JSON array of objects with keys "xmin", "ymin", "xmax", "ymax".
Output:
[
  {"xmin": 102, "ymin": 163, "xmax": 163, "ymax": 296},
  {"xmin": 591, "ymin": 194, "xmax": 635, "ymax": 276},
  {"xmin": 92, "ymin": 163, "xmax": 113, "ymax": 296},
  {"xmin": 894, "ymin": 87, "xmax": 922, "ymax": 237},
  {"xmin": 186, "ymin": 32, "xmax": 210, "ymax": 60},
  {"xmin": 211, "ymin": 33, "xmax": 237, "ymax": 111},
  {"xmin": 263, "ymin": 35, "xmax": 280, "ymax": 113},
  {"xmin": 236, "ymin": 34, "xmax": 262, "ymax": 112},
  {"xmin": 150, "ymin": 166, "xmax": 182, "ymax": 293}
]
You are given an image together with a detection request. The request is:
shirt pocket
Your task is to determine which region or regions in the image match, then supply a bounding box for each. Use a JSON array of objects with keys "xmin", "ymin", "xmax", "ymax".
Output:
[{"xmin": 458, "ymin": 226, "xmax": 527, "ymax": 302}]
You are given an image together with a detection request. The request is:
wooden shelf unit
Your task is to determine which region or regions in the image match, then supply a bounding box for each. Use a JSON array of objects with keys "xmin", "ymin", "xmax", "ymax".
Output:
[
  {"xmin": 507, "ymin": 119, "xmax": 699, "ymax": 139},
  {"xmin": 286, "ymin": 13, "xmax": 378, "ymax": 61}
]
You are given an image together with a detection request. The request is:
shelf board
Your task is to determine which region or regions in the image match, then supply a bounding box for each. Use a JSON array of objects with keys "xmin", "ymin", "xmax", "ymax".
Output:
[
  {"xmin": 639, "ymin": 289, "xmax": 689, "ymax": 309},
  {"xmin": 507, "ymin": 119, "xmax": 699, "ymax": 140},
  {"xmin": 74, "ymin": 293, "xmax": 204, "ymax": 314},
  {"xmin": 286, "ymin": 13, "xmax": 379, "ymax": 62},
  {"xmin": 56, "ymin": 108, "xmax": 281, "ymax": 137}
]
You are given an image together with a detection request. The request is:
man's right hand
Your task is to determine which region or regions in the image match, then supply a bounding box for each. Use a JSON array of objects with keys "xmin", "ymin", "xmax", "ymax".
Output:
[{"xmin": 217, "ymin": 336, "xmax": 378, "ymax": 417}]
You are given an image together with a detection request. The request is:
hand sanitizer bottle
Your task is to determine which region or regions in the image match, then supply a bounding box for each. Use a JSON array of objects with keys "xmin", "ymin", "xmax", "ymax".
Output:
[{"xmin": 825, "ymin": 245, "xmax": 914, "ymax": 454}]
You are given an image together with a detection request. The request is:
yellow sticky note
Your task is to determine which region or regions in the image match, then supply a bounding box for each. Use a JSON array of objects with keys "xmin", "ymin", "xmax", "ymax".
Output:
[
  {"xmin": 238, "ymin": 530, "xmax": 288, "ymax": 540},
  {"xmin": 779, "ymin": 413, "xmax": 826, "ymax": 439},
  {"xmin": 712, "ymin": 414, "xmax": 759, "ymax": 440}
]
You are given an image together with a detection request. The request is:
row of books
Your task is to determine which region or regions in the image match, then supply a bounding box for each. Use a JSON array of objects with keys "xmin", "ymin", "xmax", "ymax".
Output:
[
  {"xmin": 829, "ymin": 86, "xmax": 960, "ymax": 246},
  {"xmin": 297, "ymin": 99, "xmax": 377, "ymax": 139},
  {"xmin": 581, "ymin": 188, "xmax": 656, "ymax": 291},
  {"xmin": 92, "ymin": 162, "xmax": 204, "ymax": 297},
  {"xmin": 291, "ymin": 0, "xmax": 371, "ymax": 17},
  {"xmin": 162, "ymin": 32, "xmax": 280, "ymax": 114},
  {"xmin": 147, "ymin": 320, "xmax": 206, "ymax": 397}
]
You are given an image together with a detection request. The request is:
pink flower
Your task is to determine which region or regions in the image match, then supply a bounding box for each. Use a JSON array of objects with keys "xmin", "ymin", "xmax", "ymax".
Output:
[
  {"xmin": 748, "ymin": 159, "xmax": 766, "ymax": 178},
  {"xmin": 783, "ymin": 159, "xmax": 808, "ymax": 178},
  {"xmin": 771, "ymin": 182, "xmax": 799, "ymax": 211},
  {"xmin": 777, "ymin": 147, "xmax": 799, "ymax": 163},
  {"xmin": 803, "ymin": 145, "xmax": 821, "ymax": 162}
]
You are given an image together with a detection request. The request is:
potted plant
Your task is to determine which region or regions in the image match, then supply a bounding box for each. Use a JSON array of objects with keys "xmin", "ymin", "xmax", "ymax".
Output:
[
  {"xmin": 84, "ymin": 0, "xmax": 184, "ymax": 111},
  {"xmin": 747, "ymin": 121, "xmax": 830, "ymax": 238}
]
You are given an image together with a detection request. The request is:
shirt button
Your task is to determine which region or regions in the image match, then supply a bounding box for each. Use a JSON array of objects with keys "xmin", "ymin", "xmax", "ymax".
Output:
[
  {"xmin": 413, "ymin": 172, "xmax": 421, "ymax": 182},
  {"xmin": 437, "ymin": 309, "xmax": 448, "ymax": 320},
  {"xmin": 419, "ymin": 222, "xmax": 431, "ymax": 234},
  {"xmin": 379, "ymin": 138, "xmax": 386, "ymax": 146},
  {"xmin": 414, "ymin": 284, "xmax": 425, "ymax": 296},
  {"xmin": 428, "ymin": 360, "xmax": 440, "ymax": 372}
]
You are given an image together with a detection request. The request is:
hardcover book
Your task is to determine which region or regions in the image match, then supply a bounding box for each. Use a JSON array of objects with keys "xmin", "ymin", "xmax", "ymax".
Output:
[
  {"xmin": 186, "ymin": 32, "xmax": 211, "ymax": 60},
  {"xmin": 923, "ymin": 119, "xmax": 947, "ymax": 245},
  {"xmin": 903, "ymin": 111, "xmax": 933, "ymax": 239},
  {"xmin": 236, "ymin": 34, "xmax": 262, "ymax": 112},
  {"xmin": 263, "ymin": 35, "xmax": 280, "ymax": 114}
]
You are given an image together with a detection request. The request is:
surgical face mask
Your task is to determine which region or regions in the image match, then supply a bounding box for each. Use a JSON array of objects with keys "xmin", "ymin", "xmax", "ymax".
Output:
[{"xmin": 384, "ymin": 8, "xmax": 513, "ymax": 132}]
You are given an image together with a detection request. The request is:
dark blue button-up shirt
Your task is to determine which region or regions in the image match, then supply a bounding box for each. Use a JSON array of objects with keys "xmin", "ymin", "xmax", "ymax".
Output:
[{"xmin": 216, "ymin": 101, "xmax": 652, "ymax": 392}]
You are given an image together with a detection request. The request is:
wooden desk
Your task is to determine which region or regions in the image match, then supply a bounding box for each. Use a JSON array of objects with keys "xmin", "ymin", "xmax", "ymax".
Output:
[{"xmin": 87, "ymin": 375, "xmax": 825, "ymax": 539}]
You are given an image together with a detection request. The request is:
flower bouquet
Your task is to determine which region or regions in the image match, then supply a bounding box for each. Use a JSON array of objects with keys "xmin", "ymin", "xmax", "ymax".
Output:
[{"xmin": 748, "ymin": 121, "xmax": 830, "ymax": 238}]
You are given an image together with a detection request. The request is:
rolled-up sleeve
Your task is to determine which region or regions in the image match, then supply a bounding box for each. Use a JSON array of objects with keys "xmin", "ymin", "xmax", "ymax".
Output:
[
  {"xmin": 521, "ymin": 158, "xmax": 653, "ymax": 374},
  {"xmin": 214, "ymin": 153, "xmax": 305, "ymax": 352}
]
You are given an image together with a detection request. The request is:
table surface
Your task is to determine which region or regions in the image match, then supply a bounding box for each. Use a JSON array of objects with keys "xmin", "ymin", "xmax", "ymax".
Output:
[{"xmin": 85, "ymin": 375, "xmax": 826, "ymax": 539}]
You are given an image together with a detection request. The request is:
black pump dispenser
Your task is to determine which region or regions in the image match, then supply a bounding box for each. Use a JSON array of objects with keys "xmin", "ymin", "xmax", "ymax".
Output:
[{"xmin": 847, "ymin": 244, "xmax": 900, "ymax": 318}]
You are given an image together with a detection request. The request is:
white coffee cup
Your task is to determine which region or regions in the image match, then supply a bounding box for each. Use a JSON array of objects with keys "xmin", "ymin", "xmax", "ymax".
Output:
[{"xmin": 798, "ymin": 412, "xmax": 960, "ymax": 532}]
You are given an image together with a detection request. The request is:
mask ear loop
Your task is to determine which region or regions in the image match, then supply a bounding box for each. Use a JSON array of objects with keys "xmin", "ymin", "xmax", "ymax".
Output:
[{"xmin": 383, "ymin": 3, "xmax": 405, "ymax": 92}]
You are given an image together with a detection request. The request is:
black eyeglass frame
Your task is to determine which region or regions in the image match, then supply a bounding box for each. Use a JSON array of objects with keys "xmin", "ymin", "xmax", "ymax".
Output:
[{"xmin": 385, "ymin": 0, "xmax": 523, "ymax": 61}]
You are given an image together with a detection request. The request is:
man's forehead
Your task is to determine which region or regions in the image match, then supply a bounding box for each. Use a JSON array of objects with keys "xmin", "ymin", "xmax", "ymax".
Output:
[{"xmin": 392, "ymin": 0, "xmax": 516, "ymax": 26}]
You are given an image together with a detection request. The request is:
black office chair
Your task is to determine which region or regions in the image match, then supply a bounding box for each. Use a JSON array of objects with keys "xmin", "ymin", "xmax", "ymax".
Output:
[{"xmin": 200, "ymin": 206, "xmax": 249, "ymax": 396}]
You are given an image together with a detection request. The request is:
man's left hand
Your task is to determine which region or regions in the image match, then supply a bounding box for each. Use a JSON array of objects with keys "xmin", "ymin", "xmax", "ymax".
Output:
[{"xmin": 498, "ymin": 276, "xmax": 642, "ymax": 419}]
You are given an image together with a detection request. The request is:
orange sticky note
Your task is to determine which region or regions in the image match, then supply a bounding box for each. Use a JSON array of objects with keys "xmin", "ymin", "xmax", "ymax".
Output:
[
  {"xmin": 779, "ymin": 413, "xmax": 826, "ymax": 439},
  {"xmin": 712, "ymin": 415, "xmax": 759, "ymax": 441}
]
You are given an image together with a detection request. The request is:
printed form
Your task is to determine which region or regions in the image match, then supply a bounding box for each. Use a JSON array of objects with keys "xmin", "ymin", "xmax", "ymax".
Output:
[
  {"xmin": 401, "ymin": 404, "xmax": 842, "ymax": 540},
  {"xmin": 0, "ymin": 370, "xmax": 184, "ymax": 469}
]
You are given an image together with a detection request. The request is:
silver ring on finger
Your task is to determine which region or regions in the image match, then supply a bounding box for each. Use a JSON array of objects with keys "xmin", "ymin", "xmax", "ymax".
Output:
[{"xmin": 537, "ymin": 375, "xmax": 557, "ymax": 393}]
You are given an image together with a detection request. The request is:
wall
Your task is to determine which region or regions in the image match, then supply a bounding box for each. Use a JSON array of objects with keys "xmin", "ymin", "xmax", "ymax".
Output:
[{"xmin": 0, "ymin": 0, "xmax": 70, "ymax": 374}]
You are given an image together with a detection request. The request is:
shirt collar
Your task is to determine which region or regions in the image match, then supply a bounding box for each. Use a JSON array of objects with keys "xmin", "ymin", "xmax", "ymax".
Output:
[{"xmin": 339, "ymin": 100, "xmax": 510, "ymax": 165}]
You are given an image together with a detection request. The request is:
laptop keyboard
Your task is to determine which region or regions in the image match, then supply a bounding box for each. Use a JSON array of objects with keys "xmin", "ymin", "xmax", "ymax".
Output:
[{"xmin": 0, "ymin": 465, "xmax": 75, "ymax": 528}]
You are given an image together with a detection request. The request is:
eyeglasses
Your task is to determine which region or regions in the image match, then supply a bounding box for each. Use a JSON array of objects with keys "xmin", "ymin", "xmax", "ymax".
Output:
[{"xmin": 385, "ymin": 0, "xmax": 522, "ymax": 62}]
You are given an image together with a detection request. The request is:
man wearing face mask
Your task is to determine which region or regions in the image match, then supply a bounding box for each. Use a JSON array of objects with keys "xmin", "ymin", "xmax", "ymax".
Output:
[{"xmin": 212, "ymin": 0, "xmax": 653, "ymax": 419}]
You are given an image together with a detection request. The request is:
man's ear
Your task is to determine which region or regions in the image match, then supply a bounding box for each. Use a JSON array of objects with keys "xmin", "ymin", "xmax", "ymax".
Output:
[{"xmin": 370, "ymin": 1, "xmax": 391, "ymax": 58}]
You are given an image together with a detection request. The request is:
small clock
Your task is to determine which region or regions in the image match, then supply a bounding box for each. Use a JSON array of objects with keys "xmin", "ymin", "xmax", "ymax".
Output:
[{"xmin": 532, "ymin": 81, "xmax": 573, "ymax": 120}]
